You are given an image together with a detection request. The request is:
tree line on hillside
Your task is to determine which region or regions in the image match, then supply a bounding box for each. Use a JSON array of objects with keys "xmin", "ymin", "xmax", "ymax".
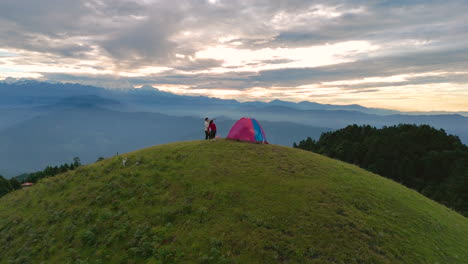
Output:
[
  {"xmin": 294, "ymin": 124, "xmax": 468, "ymax": 217},
  {"xmin": 0, "ymin": 157, "xmax": 82, "ymax": 199},
  {"xmin": 0, "ymin": 176, "xmax": 21, "ymax": 197}
]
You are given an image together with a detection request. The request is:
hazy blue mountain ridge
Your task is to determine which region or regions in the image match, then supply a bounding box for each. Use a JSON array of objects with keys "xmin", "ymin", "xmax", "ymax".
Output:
[
  {"xmin": 1, "ymin": 80, "xmax": 467, "ymax": 177},
  {"xmin": 0, "ymin": 96, "xmax": 329, "ymax": 176}
]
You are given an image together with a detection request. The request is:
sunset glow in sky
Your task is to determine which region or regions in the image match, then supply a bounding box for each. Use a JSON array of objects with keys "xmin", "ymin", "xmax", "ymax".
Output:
[{"xmin": 1, "ymin": 0, "xmax": 468, "ymax": 111}]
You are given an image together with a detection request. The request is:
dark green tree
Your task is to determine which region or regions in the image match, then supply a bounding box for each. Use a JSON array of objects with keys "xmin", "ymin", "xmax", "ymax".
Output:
[
  {"xmin": 16, "ymin": 158, "xmax": 82, "ymax": 184},
  {"xmin": 294, "ymin": 124, "xmax": 468, "ymax": 216},
  {"xmin": 8, "ymin": 178, "xmax": 21, "ymax": 190},
  {"xmin": 0, "ymin": 175, "xmax": 13, "ymax": 197},
  {"xmin": 72, "ymin": 157, "xmax": 82, "ymax": 169}
]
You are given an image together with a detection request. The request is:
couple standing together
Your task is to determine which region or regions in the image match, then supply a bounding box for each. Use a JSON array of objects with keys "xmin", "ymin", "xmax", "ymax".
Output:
[{"xmin": 204, "ymin": 118, "xmax": 217, "ymax": 139}]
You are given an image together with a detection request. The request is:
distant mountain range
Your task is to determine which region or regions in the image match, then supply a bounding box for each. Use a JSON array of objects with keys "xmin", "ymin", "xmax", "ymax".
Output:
[
  {"xmin": 0, "ymin": 92, "xmax": 328, "ymax": 176},
  {"xmin": 0, "ymin": 80, "xmax": 467, "ymax": 177}
]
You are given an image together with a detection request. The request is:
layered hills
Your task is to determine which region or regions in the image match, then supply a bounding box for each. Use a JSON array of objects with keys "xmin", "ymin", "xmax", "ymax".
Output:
[{"xmin": 1, "ymin": 80, "xmax": 468, "ymax": 177}]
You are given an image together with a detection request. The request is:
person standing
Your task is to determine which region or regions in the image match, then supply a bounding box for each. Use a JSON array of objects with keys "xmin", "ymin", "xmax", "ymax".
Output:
[
  {"xmin": 204, "ymin": 118, "xmax": 210, "ymax": 140},
  {"xmin": 209, "ymin": 119, "xmax": 217, "ymax": 139}
]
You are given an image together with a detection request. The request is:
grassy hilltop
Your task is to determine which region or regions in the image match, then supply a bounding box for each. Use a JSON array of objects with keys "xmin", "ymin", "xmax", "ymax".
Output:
[{"xmin": 0, "ymin": 140, "xmax": 467, "ymax": 263}]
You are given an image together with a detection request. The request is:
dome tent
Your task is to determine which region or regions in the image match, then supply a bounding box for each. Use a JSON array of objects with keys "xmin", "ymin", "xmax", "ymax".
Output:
[{"xmin": 226, "ymin": 117, "xmax": 268, "ymax": 144}]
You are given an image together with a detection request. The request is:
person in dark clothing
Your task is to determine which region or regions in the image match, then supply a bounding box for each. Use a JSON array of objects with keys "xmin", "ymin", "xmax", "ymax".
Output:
[
  {"xmin": 209, "ymin": 120, "xmax": 217, "ymax": 139},
  {"xmin": 204, "ymin": 117, "xmax": 210, "ymax": 140}
]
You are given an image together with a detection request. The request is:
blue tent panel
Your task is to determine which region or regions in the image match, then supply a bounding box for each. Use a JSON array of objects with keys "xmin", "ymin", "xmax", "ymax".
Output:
[{"xmin": 252, "ymin": 119, "xmax": 265, "ymax": 142}]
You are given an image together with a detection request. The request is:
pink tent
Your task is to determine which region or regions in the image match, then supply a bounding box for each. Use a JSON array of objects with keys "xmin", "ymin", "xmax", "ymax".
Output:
[{"xmin": 226, "ymin": 117, "xmax": 268, "ymax": 144}]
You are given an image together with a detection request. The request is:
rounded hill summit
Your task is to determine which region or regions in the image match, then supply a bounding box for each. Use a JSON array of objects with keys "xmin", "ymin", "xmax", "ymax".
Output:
[{"xmin": 0, "ymin": 140, "xmax": 467, "ymax": 263}]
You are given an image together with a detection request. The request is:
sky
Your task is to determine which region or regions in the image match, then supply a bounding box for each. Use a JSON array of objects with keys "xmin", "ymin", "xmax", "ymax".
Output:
[{"xmin": 0, "ymin": 0, "xmax": 467, "ymax": 111}]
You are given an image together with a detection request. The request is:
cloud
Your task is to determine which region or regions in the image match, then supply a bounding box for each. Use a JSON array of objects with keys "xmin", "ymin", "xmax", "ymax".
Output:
[
  {"xmin": 0, "ymin": 0, "xmax": 467, "ymax": 111},
  {"xmin": 251, "ymin": 48, "xmax": 468, "ymax": 87}
]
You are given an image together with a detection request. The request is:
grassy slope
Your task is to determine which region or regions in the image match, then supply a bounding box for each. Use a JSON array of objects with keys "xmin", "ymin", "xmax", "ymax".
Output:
[{"xmin": 0, "ymin": 140, "xmax": 467, "ymax": 264}]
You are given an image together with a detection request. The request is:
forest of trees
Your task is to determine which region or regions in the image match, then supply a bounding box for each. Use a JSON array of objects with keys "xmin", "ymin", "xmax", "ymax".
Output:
[
  {"xmin": 294, "ymin": 124, "xmax": 468, "ymax": 216},
  {"xmin": 0, "ymin": 157, "xmax": 81, "ymax": 199},
  {"xmin": 0, "ymin": 175, "xmax": 21, "ymax": 197}
]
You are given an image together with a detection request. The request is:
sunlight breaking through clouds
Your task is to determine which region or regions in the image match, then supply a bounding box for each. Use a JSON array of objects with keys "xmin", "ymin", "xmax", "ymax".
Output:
[
  {"xmin": 270, "ymin": 4, "xmax": 367, "ymax": 30},
  {"xmin": 194, "ymin": 41, "xmax": 379, "ymax": 73},
  {"xmin": 0, "ymin": 0, "xmax": 467, "ymax": 111},
  {"xmin": 321, "ymin": 72, "xmax": 468, "ymax": 86}
]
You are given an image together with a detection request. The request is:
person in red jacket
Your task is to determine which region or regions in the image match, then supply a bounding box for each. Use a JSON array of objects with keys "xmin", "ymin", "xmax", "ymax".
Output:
[{"xmin": 209, "ymin": 119, "xmax": 217, "ymax": 139}]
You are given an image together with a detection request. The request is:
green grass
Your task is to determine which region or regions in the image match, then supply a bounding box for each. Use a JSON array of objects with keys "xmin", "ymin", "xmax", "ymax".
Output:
[{"xmin": 1, "ymin": 139, "xmax": 467, "ymax": 263}]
